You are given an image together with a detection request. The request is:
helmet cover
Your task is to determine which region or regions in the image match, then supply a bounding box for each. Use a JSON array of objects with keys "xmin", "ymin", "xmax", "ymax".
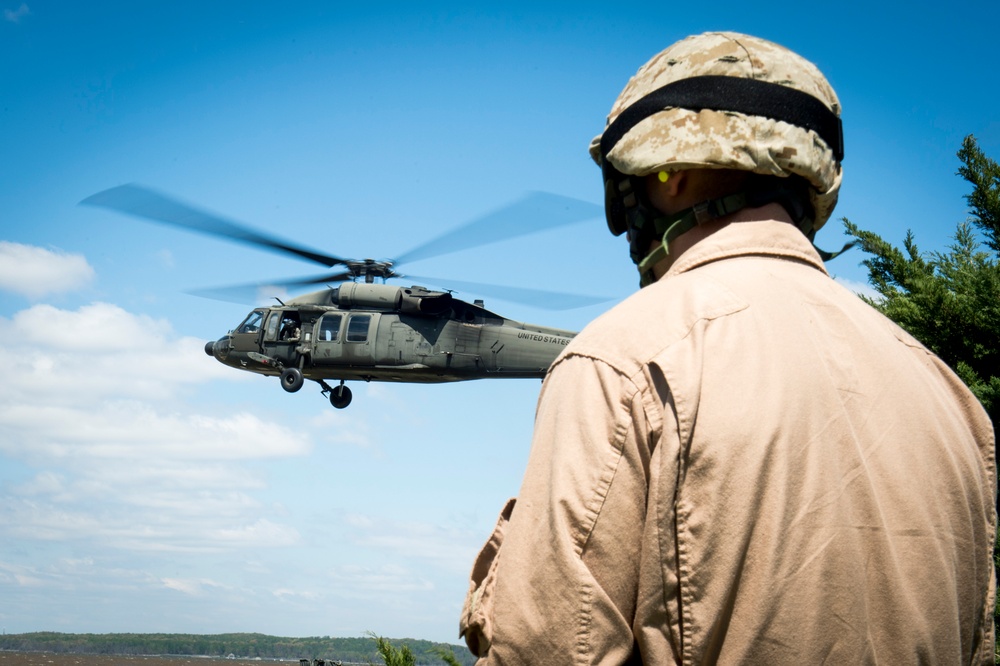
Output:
[{"xmin": 590, "ymin": 32, "xmax": 843, "ymax": 231}]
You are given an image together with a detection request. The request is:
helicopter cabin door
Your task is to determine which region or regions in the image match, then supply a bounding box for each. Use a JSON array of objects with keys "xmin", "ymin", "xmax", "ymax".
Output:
[
  {"xmin": 261, "ymin": 310, "xmax": 303, "ymax": 365},
  {"xmin": 313, "ymin": 312, "xmax": 379, "ymax": 365},
  {"xmin": 314, "ymin": 313, "xmax": 345, "ymax": 363},
  {"xmin": 342, "ymin": 312, "xmax": 378, "ymax": 364}
]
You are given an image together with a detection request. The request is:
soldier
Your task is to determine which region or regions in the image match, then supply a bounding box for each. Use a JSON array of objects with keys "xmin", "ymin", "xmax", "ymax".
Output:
[{"xmin": 460, "ymin": 32, "xmax": 996, "ymax": 664}]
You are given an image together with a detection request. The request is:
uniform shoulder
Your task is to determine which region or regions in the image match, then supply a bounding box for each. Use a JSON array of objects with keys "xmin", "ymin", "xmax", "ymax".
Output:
[{"xmin": 561, "ymin": 271, "xmax": 748, "ymax": 375}]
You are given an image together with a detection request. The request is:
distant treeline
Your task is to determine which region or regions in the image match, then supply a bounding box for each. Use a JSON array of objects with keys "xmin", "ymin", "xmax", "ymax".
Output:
[{"xmin": 0, "ymin": 632, "xmax": 474, "ymax": 666}]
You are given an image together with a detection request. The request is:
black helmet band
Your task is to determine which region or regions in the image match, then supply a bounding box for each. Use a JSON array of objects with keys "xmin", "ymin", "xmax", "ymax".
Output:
[{"xmin": 599, "ymin": 75, "xmax": 844, "ymax": 164}]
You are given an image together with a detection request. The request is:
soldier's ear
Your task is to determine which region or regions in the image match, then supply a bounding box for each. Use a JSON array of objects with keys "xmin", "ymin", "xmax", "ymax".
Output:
[
  {"xmin": 665, "ymin": 170, "xmax": 685, "ymax": 197},
  {"xmin": 647, "ymin": 170, "xmax": 686, "ymax": 200}
]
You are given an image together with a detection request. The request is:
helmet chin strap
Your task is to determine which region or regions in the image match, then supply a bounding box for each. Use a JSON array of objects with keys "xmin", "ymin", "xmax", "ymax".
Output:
[
  {"xmin": 629, "ymin": 183, "xmax": 854, "ymax": 288},
  {"xmin": 632, "ymin": 190, "xmax": 757, "ymax": 287}
]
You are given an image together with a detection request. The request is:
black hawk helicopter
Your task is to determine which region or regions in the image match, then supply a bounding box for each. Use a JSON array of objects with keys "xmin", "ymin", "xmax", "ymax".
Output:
[{"xmin": 81, "ymin": 185, "xmax": 605, "ymax": 409}]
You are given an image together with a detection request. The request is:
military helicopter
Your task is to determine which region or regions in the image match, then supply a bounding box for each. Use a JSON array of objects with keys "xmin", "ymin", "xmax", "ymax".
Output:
[{"xmin": 81, "ymin": 184, "xmax": 605, "ymax": 408}]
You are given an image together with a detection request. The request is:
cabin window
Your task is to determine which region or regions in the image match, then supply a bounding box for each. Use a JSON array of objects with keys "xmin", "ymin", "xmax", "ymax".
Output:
[
  {"xmin": 346, "ymin": 315, "xmax": 371, "ymax": 342},
  {"xmin": 319, "ymin": 314, "xmax": 343, "ymax": 342},
  {"xmin": 264, "ymin": 312, "xmax": 282, "ymax": 341},
  {"xmin": 236, "ymin": 310, "xmax": 265, "ymax": 334}
]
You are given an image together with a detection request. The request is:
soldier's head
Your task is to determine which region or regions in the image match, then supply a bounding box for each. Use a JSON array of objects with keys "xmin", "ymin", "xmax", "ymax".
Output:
[{"xmin": 591, "ymin": 32, "xmax": 844, "ymax": 286}]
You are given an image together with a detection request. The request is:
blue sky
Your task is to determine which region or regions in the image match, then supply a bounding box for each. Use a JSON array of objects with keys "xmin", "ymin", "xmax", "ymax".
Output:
[{"xmin": 2, "ymin": 0, "xmax": 998, "ymax": 647}]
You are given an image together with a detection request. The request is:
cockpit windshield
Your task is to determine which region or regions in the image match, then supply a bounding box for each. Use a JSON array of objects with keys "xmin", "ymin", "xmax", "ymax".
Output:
[{"xmin": 236, "ymin": 310, "xmax": 265, "ymax": 334}]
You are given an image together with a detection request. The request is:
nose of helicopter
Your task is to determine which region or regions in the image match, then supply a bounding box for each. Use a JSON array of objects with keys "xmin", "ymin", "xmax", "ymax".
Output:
[{"xmin": 204, "ymin": 335, "xmax": 234, "ymax": 364}]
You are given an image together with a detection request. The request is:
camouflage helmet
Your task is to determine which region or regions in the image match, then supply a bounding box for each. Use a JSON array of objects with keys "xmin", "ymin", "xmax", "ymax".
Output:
[{"xmin": 591, "ymin": 31, "xmax": 843, "ymax": 232}]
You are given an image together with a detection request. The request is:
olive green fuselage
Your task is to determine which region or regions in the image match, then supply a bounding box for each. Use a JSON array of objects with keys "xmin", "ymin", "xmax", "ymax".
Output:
[{"xmin": 206, "ymin": 284, "xmax": 576, "ymax": 386}]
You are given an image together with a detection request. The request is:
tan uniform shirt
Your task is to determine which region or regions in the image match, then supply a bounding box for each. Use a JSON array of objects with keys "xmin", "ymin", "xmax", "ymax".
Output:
[{"xmin": 461, "ymin": 220, "xmax": 997, "ymax": 665}]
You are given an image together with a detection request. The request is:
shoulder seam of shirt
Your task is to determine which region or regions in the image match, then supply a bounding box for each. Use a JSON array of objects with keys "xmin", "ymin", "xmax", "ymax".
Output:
[{"xmin": 553, "ymin": 292, "xmax": 749, "ymax": 382}]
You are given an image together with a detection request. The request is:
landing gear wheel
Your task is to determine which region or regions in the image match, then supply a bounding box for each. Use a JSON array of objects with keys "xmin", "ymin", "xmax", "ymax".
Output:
[
  {"xmin": 280, "ymin": 367, "xmax": 304, "ymax": 393},
  {"xmin": 330, "ymin": 384, "xmax": 353, "ymax": 409}
]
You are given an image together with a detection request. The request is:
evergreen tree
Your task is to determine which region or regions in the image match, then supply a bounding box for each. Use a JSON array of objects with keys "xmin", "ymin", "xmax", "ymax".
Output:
[
  {"xmin": 367, "ymin": 632, "xmax": 416, "ymax": 666},
  {"xmin": 843, "ymin": 134, "xmax": 1000, "ymax": 423},
  {"xmin": 843, "ymin": 134, "xmax": 999, "ymax": 663}
]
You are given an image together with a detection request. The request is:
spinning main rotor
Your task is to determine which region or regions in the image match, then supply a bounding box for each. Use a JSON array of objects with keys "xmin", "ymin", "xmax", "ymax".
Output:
[{"xmin": 81, "ymin": 184, "xmax": 605, "ymax": 308}]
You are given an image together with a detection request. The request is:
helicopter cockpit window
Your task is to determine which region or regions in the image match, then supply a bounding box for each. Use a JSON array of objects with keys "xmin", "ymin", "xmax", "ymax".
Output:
[
  {"xmin": 236, "ymin": 310, "xmax": 265, "ymax": 334},
  {"xmin": 319, "ymin": 314, "xmax": 342, "ymax": 342},
  {"xmin": 346, "ymin": 314, "xmax": 371, "ymax": 342}
]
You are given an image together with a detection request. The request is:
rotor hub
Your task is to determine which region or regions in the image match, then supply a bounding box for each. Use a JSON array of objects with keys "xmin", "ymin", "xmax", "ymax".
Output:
[{"xmin": 345, "ymin": 259, "xmax": 397, "ymax": 283}]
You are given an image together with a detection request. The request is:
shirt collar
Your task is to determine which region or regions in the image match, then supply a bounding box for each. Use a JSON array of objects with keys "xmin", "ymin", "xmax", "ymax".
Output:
[{"xmin": 665, "ymin": 219, "xmax": 829, "ymax": 279}]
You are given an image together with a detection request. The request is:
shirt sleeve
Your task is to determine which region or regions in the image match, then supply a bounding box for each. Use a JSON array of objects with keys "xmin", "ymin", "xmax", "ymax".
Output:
[{"xmin": 464, "ymin": 352, "xmax": 659, "ymax": 666}]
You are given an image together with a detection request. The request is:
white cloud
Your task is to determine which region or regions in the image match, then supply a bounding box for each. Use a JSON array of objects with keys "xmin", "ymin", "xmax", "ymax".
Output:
[
  {"xmin": 255, "ymin": 285, "xmax": 291, "ymax": 305},
  {"xmin": 9, "ymin": 301, "xmax": 170, "ymax": 350},
  {"xmin": 0, "ymin": 557, "xmax": 161, "ymax": 596},
  {"xmin": 309, "ymin": 409, "xmax": 377, "ymax": 448},
  {"xmin": 0, "ymin": 487, "xmax": 302, "ymax": 553},
  {"xmin": 0, "ymin": 296, "xmax": 451, "ymax": 635},
  {"xmin": 3, "ymin": 2, "xmax": 29, "ymax": 23},
  {"xmin": 272, "ymin": 587, "xmax": 320, "ymax": 600},
  {"xmin": 833, "ymin": 275, "xmax": 881, "ymax": 301},
  {"xmin": 217, "ymin": 518, "xmax": 301, "ymax": 547},
  {"xmin": 0, "ymin": 302, "xmax": 233, "ymax": 406},
  {"xmin": 342, "ymin": 512, "xmax": 480, "ymax": 576},
  {"xmin": 0, "ymin": 402, "xmax": 311, "ymax": 461},
  {"xmin": 13, "ymin": 470, "xmax": 67, "ymax": 497},
  {"xmin": 0, "ymin": 299, "xmax": 313, "ymax": 555},
  {"xmin": 326, "ymin": 563, "xmax": 435, "ymax": 597},
  {"xmin": 0, "ymin": 241, "xmax": 94, "ymax": 297},
  {"xmin": 162, "ymin": 577, "xmax": 225, "ymax": 596},
  {"xmin": 156, "ymin": 248, "xmax": 175, "ymax": 269}
]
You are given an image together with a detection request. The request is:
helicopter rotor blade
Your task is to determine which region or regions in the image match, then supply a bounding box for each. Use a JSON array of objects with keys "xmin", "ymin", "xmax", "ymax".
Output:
[
  {"xmin": 191, "ymin": 271, "xmax": 611, "ymax": 311},
  {"xmin": 80, "ymin": 183, "xmax": 350, "ymax": 268},
  {"xmin": 187, "ymin": 271, "xmax": 357, "ymax": 304},
  {"xmin": 392, "ymin": 192, "xmax": 601, "ymax": 267},
  {"xmin": 403, "ymin": 275, "xmax": 611, "ymax": 311},
  {"xmin": 187, "ymin": 285, "xmax": 289, "ymax": 305},
  {"xmin": 82, "ymin": 184, "xmax": 608, "ymax": 309}
]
